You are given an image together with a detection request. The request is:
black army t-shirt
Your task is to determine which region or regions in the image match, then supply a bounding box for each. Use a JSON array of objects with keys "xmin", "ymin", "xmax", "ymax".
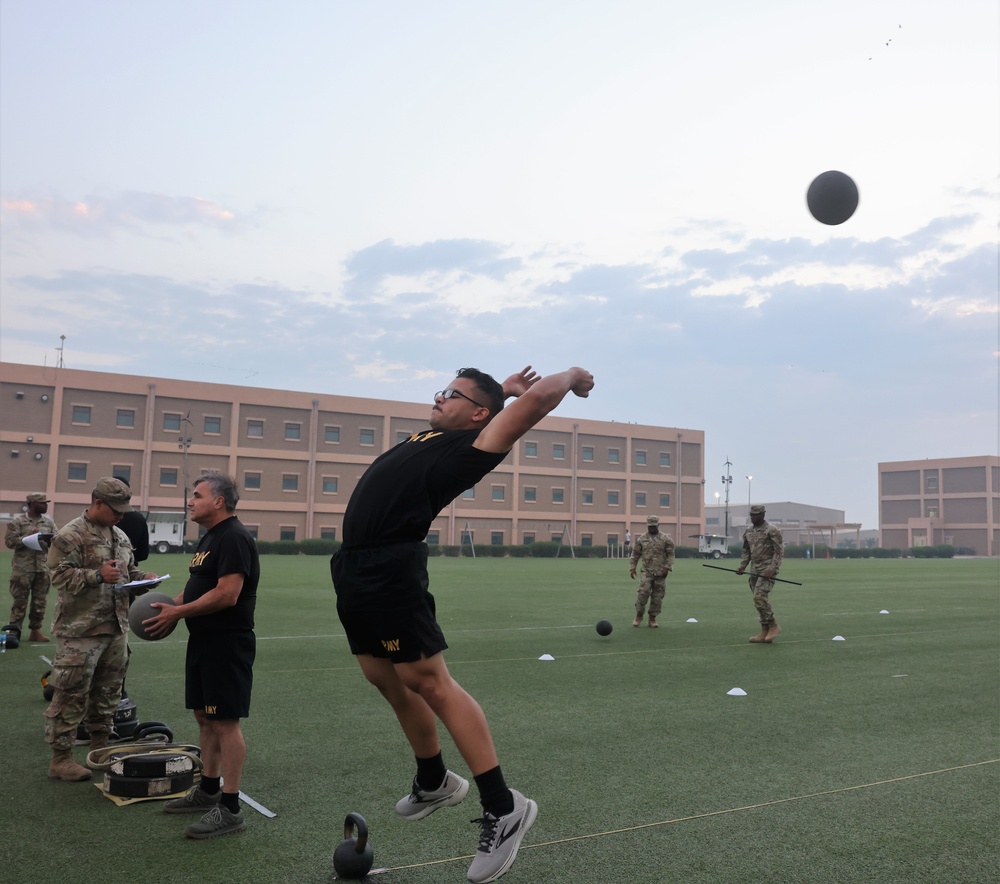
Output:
[
  {"xmin": 183, "ymin": 515, "xmax": 260, "ymax": 634},
  {"xmin": 343, "ymin": 429, "xmax": 506, "ymax": 548}
]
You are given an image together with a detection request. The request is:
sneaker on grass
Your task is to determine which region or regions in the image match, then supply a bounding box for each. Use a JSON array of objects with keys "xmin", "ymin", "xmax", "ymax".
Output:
[
  {"xmin": 467, "ymin": 789, "xmax": 538, "ymax": 884},
  {"xmin": 395, "ymin": 770, "xmax": 470, "ymax": 821},
  {"xmin": 163, "ymin": 786, "xmax": 221, "ymax": 814},
  {"xmin": 183, "ymin": 805, "xmax": 246, "ymax": 839}
]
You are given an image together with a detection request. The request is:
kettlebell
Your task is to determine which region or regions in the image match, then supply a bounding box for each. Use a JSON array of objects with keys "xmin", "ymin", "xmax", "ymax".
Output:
[{"xmin": 333, "ymin": 812, "xmax": 374, "ymax": 880}]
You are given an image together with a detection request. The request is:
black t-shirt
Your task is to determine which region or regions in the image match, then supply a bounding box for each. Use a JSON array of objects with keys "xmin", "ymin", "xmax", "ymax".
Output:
[
  {"xmin": 183, "ymin": 515, "xmax": 259, "ymax": 633},
  {"xmin": 343, "ymin": 428, "xmax": 507, "ymax": 548}
]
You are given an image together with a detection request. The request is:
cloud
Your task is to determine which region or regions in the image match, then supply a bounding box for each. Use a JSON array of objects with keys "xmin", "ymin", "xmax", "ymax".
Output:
[{"xmin": 1, "ymin": 191, "xmax": 246, "ymax": 236}]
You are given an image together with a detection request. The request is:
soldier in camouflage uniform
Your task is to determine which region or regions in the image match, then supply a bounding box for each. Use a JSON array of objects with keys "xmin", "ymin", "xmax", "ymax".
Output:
[
  {"xmin": 5, "ymin": 492, "xmax": 58, "ymax": 642},
  {"xmin": 737, "ymin": 504, "xmax": 784, "ymax": 643},
  {"xmin": 629, "ymin": 515, "xmax": 675, "ymax": 628},
  {"xmin": 43, "ymin": 477, "xmax": 160, "ymax": 782}
]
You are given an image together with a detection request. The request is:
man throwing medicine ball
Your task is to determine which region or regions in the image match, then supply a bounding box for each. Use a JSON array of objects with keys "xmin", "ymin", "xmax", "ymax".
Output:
[
  {"xmin": 144, "ymin": 472, "xmax": 260, "ymax": 840},
  {"xmin": 332, "ymin": 365, "xmax": 594, "ymax": 884}
]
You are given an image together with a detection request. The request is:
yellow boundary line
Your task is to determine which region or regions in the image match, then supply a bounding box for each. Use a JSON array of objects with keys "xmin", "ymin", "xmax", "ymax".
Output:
[{"xmin": 374, "ymin": 760, "xmax": 999, "ymax": 874}]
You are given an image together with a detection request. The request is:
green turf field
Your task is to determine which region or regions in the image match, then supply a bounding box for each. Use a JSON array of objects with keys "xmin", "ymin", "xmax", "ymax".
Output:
[{"xmin": 2, "ymin": 553, "xmax": 997, "ymax": 883}]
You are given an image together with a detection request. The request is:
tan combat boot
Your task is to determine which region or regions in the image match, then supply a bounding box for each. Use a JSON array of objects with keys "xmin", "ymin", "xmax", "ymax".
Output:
[
  {"xmin": 647, "ymin": 616, "xmax": 659, "ymax": 628},
  {"xmin": 748, "ymin": 625, "xmax": 769, "ymax": 643},
  {"xmin": 88, "ymin": 732, "xmax": 111, "ymax": 752},
  {"xmin": 29, "ymin": 628, "xmax": 51, "ymax": 642},
  {"xmin": 632, "ymin": 614, "xmax": 643, "ymax": 627},
  {"xmin": 49, "ymin": 749, "xmax": 92, "ymax": 782},
  {"xmin": 764, "ymin": 621, "xmax": 781, "ymax": 643}
]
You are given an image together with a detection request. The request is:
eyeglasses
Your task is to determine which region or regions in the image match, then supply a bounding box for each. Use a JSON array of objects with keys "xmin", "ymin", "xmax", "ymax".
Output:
[{"xmin": 435, "ymin": 388, "xmax": 486, "ymax": 409}]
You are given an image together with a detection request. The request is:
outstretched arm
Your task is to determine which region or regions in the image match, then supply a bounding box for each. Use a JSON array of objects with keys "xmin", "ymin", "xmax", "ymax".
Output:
[{"xmin": 474, "ymin": 367, "xmax": 594, "ymax": 454}]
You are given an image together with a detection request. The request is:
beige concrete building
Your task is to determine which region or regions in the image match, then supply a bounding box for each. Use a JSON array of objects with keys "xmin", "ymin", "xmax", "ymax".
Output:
[
  {"xmin": 1, "ymin": 362, "xmax": 705, "ymax": 549},
  {"xmin": 879, "ymin": 456, "xmax": 999, "ymax": 555}
]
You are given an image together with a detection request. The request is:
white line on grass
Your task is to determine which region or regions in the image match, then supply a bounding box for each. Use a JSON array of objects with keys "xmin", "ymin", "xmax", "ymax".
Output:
[{"xmin": 371, "ymin": 759, "xmax": 1000, "ymax": 874}]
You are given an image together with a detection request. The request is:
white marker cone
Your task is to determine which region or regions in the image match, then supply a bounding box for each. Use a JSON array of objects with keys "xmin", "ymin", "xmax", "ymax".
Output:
[
  {"xmin": 538, "ymin": 654, "xmax": 555, "ymax": 661},
  {"xmin": 727, "ymin": 687, "xmax": 747, "ymax": 696},
  {"xmin": 686, "ymin": 618, "xmax": 698, "ymax": 623},
  {"xmin": 879, "ymin": 610, "xmax": 889, "ymax": 614},
  {"xmin": 832, "ymin": 635, "xmax": 845, "ymax": 641}
]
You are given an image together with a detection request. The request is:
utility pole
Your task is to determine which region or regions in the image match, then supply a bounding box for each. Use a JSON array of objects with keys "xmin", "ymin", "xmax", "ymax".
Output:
[
  {"xmin": 721, "ymin": 458, "xmax": 733, "ymax": 541},
  {"xmin": 178, "ymin": 412, "xmax": 194, "ymax": 547}
]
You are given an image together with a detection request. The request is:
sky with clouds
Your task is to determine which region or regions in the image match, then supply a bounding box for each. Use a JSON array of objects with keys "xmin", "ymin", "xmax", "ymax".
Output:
[{"xmin": 1, "ymin": 0, "xmax": 997, "ymax": 529}]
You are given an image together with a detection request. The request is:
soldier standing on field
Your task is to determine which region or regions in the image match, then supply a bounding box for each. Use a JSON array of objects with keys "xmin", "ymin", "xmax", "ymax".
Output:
[
  {"xmin": 5, "ymin": 492, "xmax": 58, "ymax": 642},
  {"xmin": 44, "ymin": 477, "xmax": 159, "ymax": 782},
  {"xmin": 629, "ymin": 515, "xmax": 675, "ymax": 628},
  {"xmin": 737, "ymin": 504, "xmax": 784, "ymax": 643}
]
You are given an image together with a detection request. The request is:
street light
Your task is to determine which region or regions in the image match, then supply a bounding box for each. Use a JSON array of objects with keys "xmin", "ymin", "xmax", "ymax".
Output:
[
  {"xmin": 746, "ymin": 475, "xmax": 753, "ymax": 508},
  {"xmin": 714, "ymin": 491, "xmax": 720, "ymax": 529}
]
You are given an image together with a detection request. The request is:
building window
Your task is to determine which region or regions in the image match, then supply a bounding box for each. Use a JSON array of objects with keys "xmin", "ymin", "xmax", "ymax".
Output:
[
  {"xmin": 491, "ymin": 531, "xmax": 504, "ymax": 545},
  {"xmin": 524, "ymin": 486, "xmax": 537, "ymax": 502},
  {"xmin": 553, "ymin": 443, "xmax": 565, "ymax": 459},
  {"xmin": 492, "ymin": 485, "xmax": 505, "ymax": 501},
  {"xmin": 925, "ymin": 474, "xmax": 938, "ymax": 492},
  {"xmin": 204, "ymin": 416, "xmax": 222, "ymax": 435},
  {"xmin": 608, "ymin": 490, "xmax": 620, "ymax": 506},
  {"xmin": 582, "ymin": 489, "xmax": 594, "ymax": 505},
  {"xmin": 462, "ymin": 487, "xmax": 475, "ymax": 500},
  {"xmin": 116, "ymin": 409, "xmax": 135, "ymax": 429},
  {"xmin": 160, "ymin": 468, "xmax": 178, "ymax": 486},
  {"xmin": 245, "ymin": 525, "xmax": 259, "ymax": 540},
  {"xmin": 608, "ymin": 449, "xmax": 620, "ymax": 464},
  {"xmin": 552, "ymin": 488, "xmax": 565, "ymax": 504},
  {"xmin": 282, "ymin": 474, "xmax": 299, "ymax": 492},
  {"xmin": 360, "ymin": 428, "xmax": 375, "ymax": 446},
  {"xmin": 72, "ymin": 405, "xmax": 92, "ymax": 425},
  {"xmin": 112, "ymin": 465, "xmax": 131, "ymax": 484},
  {"xmin": 285, "ymin": 422, "xmax": 301, "ymax": 441},
  {"xmin": 279, "ymin": 526, "xmax": 296, "ymax": 541},
  {"xmin": 525, "ymin": 441, "xmax": 538, "ymax": 457},
  {"xmin": 163, "ymin": 412, "xmax": 182, "ymax": 432},
  {"xmin": 244, "ymin": 472, "xmax": 262, "ymax": 490},
  {"xmin": 322, "ymin": 477, "xmax": 339, "ymax": 494},
  {"xmin": 325, "ymin": 426, "xmax": 341, "ymax": 443},
  {"xmin": 636, "ymin": 450, "xmax": 647, "ymax": 466},
  {"xmin": 582, "ymin": 446, "xmax": 594, "ymax": 462},
  {"xmin": 247, "ymin": 419, "xmax": 264, "ymax": 438},
  {"xmin": 660, "ymin": 452, "xmax": 671, "ymax": 467},
  {"xmin": 396, "ymin": 431, "xmax": 411, "ymax": 444},
  {"xmin": 523, "ymin": 532, "xmax": 535, "ymax": 544},
  {"xmin": 461, "ymin": 530, "xmax": 474, "ymax": 545},
  {"xmin": 926, "ymin": 505, "xmax": 939, "ymax": 518},
  {"xmin": 659, "ymin": 493, "xmax": 671, "ymax": 507},
  {"xmin": 426, "ymin": 531, "xmax": 440, "ymax": 545},
  {"xmin": 68, "ymin": 462, "xmax": 87, "ymax": 482},
  {"xmin": 550, "ymin": 533, "xmax": 562, "ymax": 542},
  {"xmin": 320, "ymin": 528, "xmax": 337, "ymax": 541},
  {"xmin": 607, "ymin": 533, "xmax": 619, "ymax": 547},
  {"xmin": 581, "ymin": 534, "xmax": 593, "ymax": 547},
  {"xmin": 635, "ymin": 491, "xmax": 646, "ymax": 507}
]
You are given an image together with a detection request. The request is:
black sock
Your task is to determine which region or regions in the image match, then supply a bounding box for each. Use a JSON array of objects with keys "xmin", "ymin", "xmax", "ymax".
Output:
[
  {"xmin": 474, "ymin": 766, "xmax": 514, "ymax": 817},
  {"xmin": 200, "ymin": 775, "xmax": 221, "ymax": 795},
  {"xmin": 415, "ymin": 753, "xmax": 448, "ymax": 791},
  {"xmin": 220, "ymin": 791, "xmax": 240, "ymax": 814}
]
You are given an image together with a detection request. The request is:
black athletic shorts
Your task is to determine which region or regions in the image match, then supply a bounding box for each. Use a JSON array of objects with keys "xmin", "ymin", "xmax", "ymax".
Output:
[
  {"xmin": 185, "ymin": 630, "xmax": 255, "ymax": 719},
  {"xmin": 331, "ymin": 542, "xmax": 448, "ymax": 663}
]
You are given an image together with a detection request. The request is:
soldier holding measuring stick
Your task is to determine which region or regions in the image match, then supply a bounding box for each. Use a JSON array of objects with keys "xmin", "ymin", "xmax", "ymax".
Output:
[{"xmin": 736, "ymin": 504, "xmax": 784, "ymax": 643}]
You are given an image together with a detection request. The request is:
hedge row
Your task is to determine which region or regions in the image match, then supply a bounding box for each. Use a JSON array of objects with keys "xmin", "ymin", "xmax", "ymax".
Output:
[{"xmin": 251, "ymin": 539, "xmax": 957, "ymax": 559}]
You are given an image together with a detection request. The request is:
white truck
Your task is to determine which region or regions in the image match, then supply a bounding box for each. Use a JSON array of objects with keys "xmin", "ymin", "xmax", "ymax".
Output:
[
  {"xmin": 145, "ymin": 511, "xmax": 187, "ymax": 554},
  {"xmin": 695, "ymin": 533, "xmax": 729, "ymax": 559}
]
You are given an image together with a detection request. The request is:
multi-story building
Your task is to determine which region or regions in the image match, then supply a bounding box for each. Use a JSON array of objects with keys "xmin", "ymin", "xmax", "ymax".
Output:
[
  {"xmin": 0, "ymin": 362, "xmax": 705, "ymax": 549},
  {"xmin": 879, "ymin": 456, "xmax": 999, "ymax": 555}
]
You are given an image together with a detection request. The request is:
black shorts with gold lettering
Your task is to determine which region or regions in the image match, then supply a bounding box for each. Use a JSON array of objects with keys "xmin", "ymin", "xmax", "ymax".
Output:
[
  {"xmin": 331, "ymin": 542, "xmax": 448, "ymax": 663},
  {"xmin": 185, "ymin": 630, "xmax": 255, "ymax": 719}
]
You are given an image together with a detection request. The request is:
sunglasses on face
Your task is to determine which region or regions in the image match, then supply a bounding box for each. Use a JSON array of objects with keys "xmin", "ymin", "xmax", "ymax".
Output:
[{"xmin": 435, "ymin": 388, "xmax": 486, "ymax": 409}]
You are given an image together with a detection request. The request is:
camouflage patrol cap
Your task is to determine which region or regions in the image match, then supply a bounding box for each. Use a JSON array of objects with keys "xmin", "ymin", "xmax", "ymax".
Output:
[
  {"xmin": 749, "ymin": 504, "xmax": 766, "ymax": 515},
  {"xmin": 26, "ymin": 492, "xmax": 50, "ymax": 504},
  {"xmin": 94, "ymin": 476, "xmax": 133, "ymax": 513},
  {"xmin": 646, "ymin": 515, "xmax": 659, "ymax": 525}
]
